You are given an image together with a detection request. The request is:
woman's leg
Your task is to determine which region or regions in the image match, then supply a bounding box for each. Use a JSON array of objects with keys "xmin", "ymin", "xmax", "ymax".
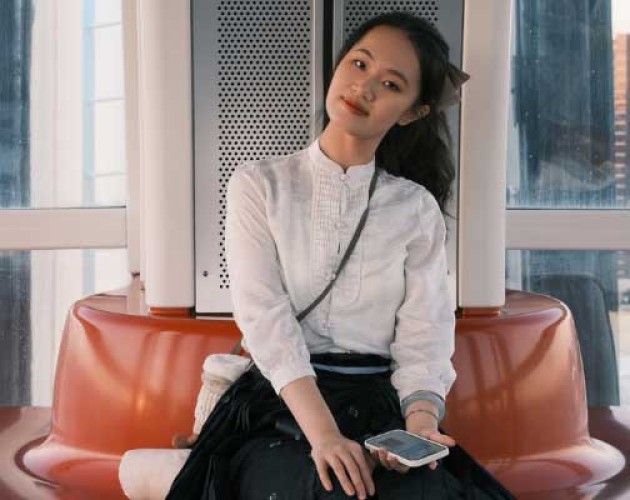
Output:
[
  {"xmin": 231, "ymin": 434, "xmax": 376, "ymax": 500},
  {"xmin": 230, "ymin": 435, "xmax": 320, "ymax": 500},
  {"xmin": 372, "ymin": 463, "xmax": 465, "ymax": 499}
]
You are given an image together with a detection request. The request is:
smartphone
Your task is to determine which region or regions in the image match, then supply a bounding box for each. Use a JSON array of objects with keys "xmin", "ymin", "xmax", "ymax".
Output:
[{"xmin": 364, "ymin": 429, "xmax": 449, "ymax": 468}]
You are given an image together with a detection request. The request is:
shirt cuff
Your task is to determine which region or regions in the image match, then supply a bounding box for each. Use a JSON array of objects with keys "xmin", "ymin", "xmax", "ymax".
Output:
[
  {"xmin": 400, "ymin": 390, "xmax": 446, "ymax": 421},
  {"xmin": 267, "ymin": 361, "xmax": 317, "ymax": 397}
]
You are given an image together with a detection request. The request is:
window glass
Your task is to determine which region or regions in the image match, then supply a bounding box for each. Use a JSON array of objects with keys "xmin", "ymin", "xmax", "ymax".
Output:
[
  {"xmin": 93, "ymin": 0, "xmax": 122, "ymax": 26},
  {"xmin": 0, "ymin": 248, "xmax": 129, "ymax": 406},
  {"xmin": 93, "ymin": 100, "xmax": 125, "ymax": 176},
  {"xmin": 506, "ymin": 249, "xmax": 630, "ymax": 405},
  {"xmin": 507, "ymin": 0, "xmax": 630, "ymax": 208},
  {"xmin": 93, "ymin": 24, "xmax": 124, "ymax": 99},
  {"xmin": 0, "ymin": 0, "xmax": 125, "ymax": 209}
]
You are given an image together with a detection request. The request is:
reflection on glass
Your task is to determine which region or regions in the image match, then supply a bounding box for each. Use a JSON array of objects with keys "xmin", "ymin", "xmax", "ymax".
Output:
[
  {"xmin": 506, "ymin": 249, "xmax": 630, "ymax": 406},
  {"xmin": 0, "ymin": 0, "xmax": 125, "ymax": 209},
  {"xmin": 507, "ymin": 0, "xmax": 630, "ymax": 208},
  {"xmin": 0, "ymin": 249, "xmax": 129, "ymax": 406}
]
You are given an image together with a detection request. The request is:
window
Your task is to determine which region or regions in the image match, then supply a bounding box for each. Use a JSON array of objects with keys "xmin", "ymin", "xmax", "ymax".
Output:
[
  {"xmin": 5, "ymin": 0, "xmax": 127, "ymax": 209},
  {"xmin": 506, "ymin": 0, "xmax": 630, "ymax": 404},
  {"xmin": 0, "ymin": 0, "xmax": 128, "ymax": 406},
  {"xmin": 508, "ymin": 0, "xmax": 628, "ymax": 210},
  {"xmin": 1, "ymin": 248, "xmax": 128, "ymax": 406}
]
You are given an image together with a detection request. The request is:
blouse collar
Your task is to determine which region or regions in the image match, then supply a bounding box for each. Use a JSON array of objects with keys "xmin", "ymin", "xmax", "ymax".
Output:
[{"xmin": 307, "ymin": 136, "xmax": 376, "ymax": 184}]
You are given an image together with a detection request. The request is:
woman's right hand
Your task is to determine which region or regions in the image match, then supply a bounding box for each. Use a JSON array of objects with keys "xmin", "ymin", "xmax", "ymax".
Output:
[{"xmin": 309, "ymin": 431, "xmax": 376, "ymax": 499}]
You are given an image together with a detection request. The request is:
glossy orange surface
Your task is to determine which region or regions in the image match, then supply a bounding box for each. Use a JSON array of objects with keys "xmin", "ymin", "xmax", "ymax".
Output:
[
  {"xmin": 22, "ymin": 278, "xmax": 242, "ymax": 498},
  {"xmin": 449, "ymin": 291, "xmax": 624, "ymax": 496},
  {"xmin": 5, "ymin": 406, "xmax": 628, "ymax": 499},
  {"xmin": 5, "ymin": 278, "xmax": 622, "ymax": 498},
  {"xmin": 0, "ymin": 407, "xmax": 61, "ymax": 500}
]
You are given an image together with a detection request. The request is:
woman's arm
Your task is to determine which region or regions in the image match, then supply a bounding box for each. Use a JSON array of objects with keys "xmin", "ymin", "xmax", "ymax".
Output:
[
  {"xmin": 279, "ymin": 375, "xmax": 338, "ymax": 443},
  {"xmin": 280, "ymin": 375, "xmax": 377, "ymax": 499},
  {"xmin": 372, "ymin": 189, "xmax": 457, "ymax": 474},
  {"xmin": 225, "ymin": 165, "xmax": 316, "ymax": 393},
  {"xmin": 389, "ymin": 188, "xmax": 456, "ymax": 413}
]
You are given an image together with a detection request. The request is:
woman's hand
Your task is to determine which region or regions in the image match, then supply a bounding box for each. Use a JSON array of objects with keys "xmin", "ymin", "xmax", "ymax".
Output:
[
  {"xmin": 171, "ymin": 433, "xmax": 198, "ymax": 448},
  {"xmin": 310, "ymin": 430, "xmax": 376, "ymax": 499},
  {"xmin": 369, "ymin": 412, "xmax": 456, "ymax": 474}
]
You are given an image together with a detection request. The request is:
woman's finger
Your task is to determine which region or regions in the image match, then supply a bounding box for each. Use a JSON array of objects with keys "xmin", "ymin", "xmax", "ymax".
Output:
[
  {"xmin": 351, "ymin": 447, "xmax": 376, "ymax": 496},
  {"xmin": 377, "ymin": 449, "xmax": 392, "ymax": 470},
  {"xmin": 385, "ymin": 452, "xmax": 398, "ymax": 469},
  {"xmin": 312, "ymin": 454, "xmax": 333, "ymax": 492},
  {"xmin": 423, "ymin": 430, "xmax": 456, "ymax": 447},
  {"xmin": 385, "ymin": 452, "xmax": 410, "ymax": 474},
  {"xmin": 171, "ymin": 433, "xmax": 197, "ymax": 448},
  {"xmin": 370, "ymin": 449, "xmax": 386, "ymax": 470},
  {"xmin": 338, "ymin": 451, "xmax": 368, "ymax": 499},
  {"xmin": 328, "ymin": 455, "xmax": 356, "ymax": 497},
  {"xmin": 375, "ymin": 448, "xmax": 408, "ymax": 473}
]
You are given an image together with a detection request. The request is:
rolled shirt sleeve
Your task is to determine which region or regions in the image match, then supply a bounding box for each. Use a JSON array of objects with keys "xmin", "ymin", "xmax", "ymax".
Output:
[
  {"xmin": 390, "ymin": 189, "xmax": 457, "ymax": 404},
  {"xmin": 225, "ymin": 164, "xmax": 316, "ymax": 395}
]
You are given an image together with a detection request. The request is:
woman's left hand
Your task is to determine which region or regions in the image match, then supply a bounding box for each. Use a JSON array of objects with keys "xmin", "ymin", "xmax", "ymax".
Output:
[
  {"xmin": 171, "ymin": 432, "xmax": 198, "ymax": 448},
  {"xmin": 369, "ymin": 414, "xmax": 456, "ymax": 474}
]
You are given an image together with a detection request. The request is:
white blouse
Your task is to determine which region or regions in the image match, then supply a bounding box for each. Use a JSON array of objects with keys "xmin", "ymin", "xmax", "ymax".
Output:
[{"xmin": 224, "ymin": 136, "xmax": 456, "ymax": 410}]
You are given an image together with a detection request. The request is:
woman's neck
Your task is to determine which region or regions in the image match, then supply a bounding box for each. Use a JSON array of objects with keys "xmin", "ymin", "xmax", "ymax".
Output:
[{"xmin": 318, "ymin": 125, "xmax": 378, "ymax": 172}]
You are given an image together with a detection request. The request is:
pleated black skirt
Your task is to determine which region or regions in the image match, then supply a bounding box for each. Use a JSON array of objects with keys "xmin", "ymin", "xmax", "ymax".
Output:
[{"xmin": 166, "ymin": 352, "xmax": 515, "ymax": 500}]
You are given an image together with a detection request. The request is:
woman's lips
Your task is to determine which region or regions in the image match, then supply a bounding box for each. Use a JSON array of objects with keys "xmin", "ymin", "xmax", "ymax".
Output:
[{"xmin": 341, "ymin": 97, "xmax": 368, "ymax": 116}]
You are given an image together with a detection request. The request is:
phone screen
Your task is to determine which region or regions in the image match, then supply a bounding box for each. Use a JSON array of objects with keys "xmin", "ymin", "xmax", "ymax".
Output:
[{"xmin": 369, "ymin": 431, "xmax": 446, "ymax": 461}]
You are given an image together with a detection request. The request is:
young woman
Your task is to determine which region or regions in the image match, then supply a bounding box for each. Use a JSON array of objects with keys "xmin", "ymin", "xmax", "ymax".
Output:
[{"xmin": 167, "ymin": 11, "xmax": 511, "ymax": 500}]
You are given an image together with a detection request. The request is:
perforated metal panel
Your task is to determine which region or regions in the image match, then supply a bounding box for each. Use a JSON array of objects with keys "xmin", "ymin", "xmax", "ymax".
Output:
[
  {"xmin": 194, "ymin": 0, "xmax": 463, "ymax": 314},
  {"xmin": 193, "ymin": 0, "xmax": 323, "ymax": 313}
]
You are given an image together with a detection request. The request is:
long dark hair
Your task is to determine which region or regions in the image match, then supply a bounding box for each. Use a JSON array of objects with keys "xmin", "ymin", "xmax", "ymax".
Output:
[{"xmin": 322, "ymin": 11, "xmax": 458, "ymax": 221}]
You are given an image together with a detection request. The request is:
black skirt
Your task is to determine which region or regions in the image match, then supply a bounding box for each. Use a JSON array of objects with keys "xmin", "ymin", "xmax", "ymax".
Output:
[{"xmin": 166, "ymin": 353, "xmax": 515, "ymax": 500}]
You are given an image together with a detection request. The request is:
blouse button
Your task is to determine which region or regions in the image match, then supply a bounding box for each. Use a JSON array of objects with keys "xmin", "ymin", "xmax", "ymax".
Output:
[{"xmin": 340, "ymin": 173, "xmax": 348, "ymax": 181}]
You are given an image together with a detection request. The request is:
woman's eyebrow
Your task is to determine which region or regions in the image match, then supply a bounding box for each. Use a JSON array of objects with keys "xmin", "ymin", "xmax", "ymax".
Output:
[{"xmin": 352, "ymin": 47, "xmax": 409, "ymax": 86}]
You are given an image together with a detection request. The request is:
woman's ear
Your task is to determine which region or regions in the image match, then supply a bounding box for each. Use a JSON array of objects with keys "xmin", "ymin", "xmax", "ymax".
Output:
[{"xmin": 398, "ymin": 104, "xmax": 430, "ymax": 126}]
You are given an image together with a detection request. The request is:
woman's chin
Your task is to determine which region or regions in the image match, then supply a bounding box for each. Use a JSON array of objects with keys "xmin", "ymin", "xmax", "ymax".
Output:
[{"xmin": 326, "ymin": 112, "xmax": 371, "ymax": 134}]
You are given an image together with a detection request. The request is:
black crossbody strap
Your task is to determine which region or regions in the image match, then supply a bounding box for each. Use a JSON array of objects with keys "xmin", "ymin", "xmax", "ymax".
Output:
[{"xmin": 296, "ymin": 165, "xmax": 379, "ymax": 322}]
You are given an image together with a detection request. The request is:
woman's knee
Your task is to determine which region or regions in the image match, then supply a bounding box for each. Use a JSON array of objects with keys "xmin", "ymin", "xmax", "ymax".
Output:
[
  {"xmin": 233, "ymin": 436, "xmax": 318, "ymax": 500},
  {"xmin": 372, "ymin": 464, "xmax": 454, "ymax": 500}
]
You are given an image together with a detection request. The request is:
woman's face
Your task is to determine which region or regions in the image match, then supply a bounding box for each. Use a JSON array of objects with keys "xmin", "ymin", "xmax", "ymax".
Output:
[{"xmin": 325, "ymin": 25, "xmax": 427, "ymax": 140}]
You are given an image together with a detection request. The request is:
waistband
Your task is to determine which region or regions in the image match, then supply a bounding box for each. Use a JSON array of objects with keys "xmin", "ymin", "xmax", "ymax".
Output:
[
  {"xmin": 311, "ymin": 364, "xmax": 390, "ymax": 374},
  {"xmin": 310, "ymin": 352, "xmax": 391, "ymax": 374}
]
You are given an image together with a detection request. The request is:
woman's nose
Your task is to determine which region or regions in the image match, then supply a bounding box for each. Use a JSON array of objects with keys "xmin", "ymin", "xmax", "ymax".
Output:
[{"xmin": 351, "ymin": 80, "xmax": 375, "ymax": 101}]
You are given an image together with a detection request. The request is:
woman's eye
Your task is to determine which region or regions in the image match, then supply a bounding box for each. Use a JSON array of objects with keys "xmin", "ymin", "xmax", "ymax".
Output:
[{"xmin": 351, "ymin": 60, "xmax": 399, "ymax": 91}]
